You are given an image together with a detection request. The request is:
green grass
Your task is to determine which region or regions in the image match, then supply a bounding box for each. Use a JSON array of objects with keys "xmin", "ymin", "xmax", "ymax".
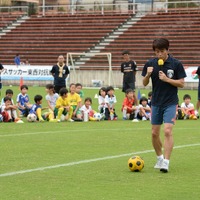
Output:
[{"xmin": 0, "ymin": 86, "xmax": 200, "ymax": 199}]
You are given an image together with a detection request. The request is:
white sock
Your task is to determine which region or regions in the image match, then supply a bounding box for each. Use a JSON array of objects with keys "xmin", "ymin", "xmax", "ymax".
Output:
[
  {"xmin": 157, "ymin": 155, "xmax": 164, "ymax": 160},
  {"xmin": 123, "ymin": 109, "xmax": 127, "ymax": 118},
  {"xmin": 164, "ymin": 159, "xmax": 170, "ymax": 164}
]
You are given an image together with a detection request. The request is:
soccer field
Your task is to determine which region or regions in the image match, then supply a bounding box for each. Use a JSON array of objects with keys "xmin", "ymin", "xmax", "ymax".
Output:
[{"xmin": 0, "ymin": 87, "xmax": 200, "ymax": 199}]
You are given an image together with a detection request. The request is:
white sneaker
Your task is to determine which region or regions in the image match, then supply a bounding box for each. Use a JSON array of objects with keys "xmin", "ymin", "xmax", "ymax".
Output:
[
  {"xmin": 160, "ymin": 160, "xmax": 169, "ymax": 173},
  {"xmin": 132, "ymin": 118, "xmax": 139, "ymax": 122},
  {"xmin": 142, "ymin": 116, "xmax": 147, "ymax": 121},
  {"xmin": 154, "ymin": 159, "xmax": 163, "ymax": 169},
  {"xmin": 68, "ymin": 119, "xmax": 74, "ymax": 122}
]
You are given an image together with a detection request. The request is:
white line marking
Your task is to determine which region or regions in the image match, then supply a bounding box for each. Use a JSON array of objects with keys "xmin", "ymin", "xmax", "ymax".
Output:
[
  {"xmin": 0, "ymin": 127, "xmax": 199, "ymax": 137},
  {"xmin": 0, "ymin": 143, "xmax": 199, "ymax": 178}
]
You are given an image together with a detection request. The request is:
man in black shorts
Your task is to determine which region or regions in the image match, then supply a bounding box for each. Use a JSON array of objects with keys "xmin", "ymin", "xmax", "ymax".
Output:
[{"xmin": 121, "ymin": 50, "xmax": 138, "ymax": 93}]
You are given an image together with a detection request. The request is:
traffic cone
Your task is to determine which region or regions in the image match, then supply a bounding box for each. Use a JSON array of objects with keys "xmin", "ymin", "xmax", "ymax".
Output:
[{"xmin": 19, "ymin": 77, "xmax": 24, "ymax": 89}]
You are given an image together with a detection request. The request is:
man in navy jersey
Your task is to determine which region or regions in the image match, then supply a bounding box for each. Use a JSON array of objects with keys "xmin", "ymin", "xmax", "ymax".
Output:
[
  {"xmin": 142, "ymin": 38, "xmax": 186, "ymax": 173},
  {"xmin": 50, "ymin": 55, "xmax": 70, "ymax": 94},
  {"xmin": 121, "ymin": 50, "xmax": 138, "ymax": 93},
  {"xmin": 195, "ymin": 66, "xmax": 200, "ymax": 114}
]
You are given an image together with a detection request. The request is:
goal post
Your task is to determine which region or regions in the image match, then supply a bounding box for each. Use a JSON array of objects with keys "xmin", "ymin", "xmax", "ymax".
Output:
[{"xmin": 66, "ymin": 52, "xmax": 114, "ymax": 87}]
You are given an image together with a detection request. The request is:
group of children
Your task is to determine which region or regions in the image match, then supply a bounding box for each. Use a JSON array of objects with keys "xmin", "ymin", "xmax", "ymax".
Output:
[{"xmin": 0, "ymin": 83, "xmax": 199, "ymax": 123}]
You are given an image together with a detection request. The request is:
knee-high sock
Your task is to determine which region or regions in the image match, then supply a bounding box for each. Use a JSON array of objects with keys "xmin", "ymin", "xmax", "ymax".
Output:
[
  {"xmin": 36, "ymin": 108, "xmax": 42, "ymax": 119},
  {"xmin": 57, "ymin": 107, "xmax": 64, "ymax": 119},
  {"xmin": 68, "ymin": 106, "xmax": 73, "ymax": 119}
]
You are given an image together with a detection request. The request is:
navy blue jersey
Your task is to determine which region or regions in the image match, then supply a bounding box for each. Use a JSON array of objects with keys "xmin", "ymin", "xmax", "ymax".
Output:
[
  {"xmin": 196, "ymin": 66, "xmax": 200, "ymax": 76},
  {"xmin": 29, "ymin": 104, "xmax": 41, "ymax": 115},
  {"xmin": 51, "ymin": 64, "xmax": 70, "ymax": 86},
  {"xmin": 142, "ymin": 55, "xmax": 186, "ymax": 107},
  {"xmin": 121, "ymin": 60, "xmax": 138, "ymax": 83}
]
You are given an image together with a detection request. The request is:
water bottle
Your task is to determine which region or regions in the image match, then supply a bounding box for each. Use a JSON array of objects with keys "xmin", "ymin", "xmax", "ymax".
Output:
[
  {"xmin": 110, "ymin": 112, "xmax": 114, "ymax": 120},
  {"xmin": 84, "ymin": 111, "xmax": 89, "ymax": 122}
]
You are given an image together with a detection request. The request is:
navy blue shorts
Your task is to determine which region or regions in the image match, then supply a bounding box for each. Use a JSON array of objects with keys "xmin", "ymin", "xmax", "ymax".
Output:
[{"xmin": 151, "ymin": 105, "xmax": 177, "ymax": 125}]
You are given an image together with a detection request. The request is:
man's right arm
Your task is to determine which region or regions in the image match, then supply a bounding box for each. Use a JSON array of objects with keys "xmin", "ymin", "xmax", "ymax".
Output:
[{"xmin": 142, "ymin": 66, "xmax": 153, "ymax": 86}]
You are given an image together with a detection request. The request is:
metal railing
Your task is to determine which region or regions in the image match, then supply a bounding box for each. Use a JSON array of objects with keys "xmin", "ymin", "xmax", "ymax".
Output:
[
  {"xmin": 0, "ymin": 1, "xmax": 200, "ymax": 16},
  {"xmin": 0, "ymin": 6, "xmax": 28, "ymax": 16}
]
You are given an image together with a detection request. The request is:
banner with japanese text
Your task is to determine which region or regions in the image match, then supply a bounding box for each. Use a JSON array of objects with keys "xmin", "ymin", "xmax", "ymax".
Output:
[{"xmin": 1, "ymin": 65, "xmax": 54, "ymax": 81}]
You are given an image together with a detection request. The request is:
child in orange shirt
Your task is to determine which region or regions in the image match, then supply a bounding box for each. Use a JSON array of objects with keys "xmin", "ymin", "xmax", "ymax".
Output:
[{"xmin": 122, "ymin": 89, "xmax": 138, "ymax": 120}]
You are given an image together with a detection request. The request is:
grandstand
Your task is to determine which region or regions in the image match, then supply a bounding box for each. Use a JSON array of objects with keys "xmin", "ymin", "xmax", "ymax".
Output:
[
  {"xmin": 0, "ymin": 1, "xmax": 200, "ymax": 87},
  {"xmin": 0, "ymin": 6, "xmax": 200, "ymax": 68}
]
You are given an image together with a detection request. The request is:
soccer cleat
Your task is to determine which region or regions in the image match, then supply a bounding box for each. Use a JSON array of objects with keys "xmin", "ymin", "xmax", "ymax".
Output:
[
  {"xmin": 67, "ymin": 119, "xmax": 74, "ymax": 122},
  {"xmin": 154, "ymin": 159, "xmax": 163, "ymax": 169},
  {"xmin": 160, "ymin": 160, "xmax": 169, "ymax": 173},
  {"xmin": 123, "ymin": 117, "xmax": 127, "ymax": 120},
  {"xmin": 39, "ymin": 118, "xmax": 44, "ymax": 122}
]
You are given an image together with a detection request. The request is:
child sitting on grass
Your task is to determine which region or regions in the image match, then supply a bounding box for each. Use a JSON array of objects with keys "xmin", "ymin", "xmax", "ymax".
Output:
[
  {"xmin": 136, "ymin": 97, "xmax": 151, "ymax": 121},
  {"xmin": 68, "ymin": 83, "xmax": 82, "ymax": 121},
  {"xmin": 17, "ymin": 85, "xmax": 32, "ymax": 117},
  {"xmin": 80, "ymin": 97, "xmax": 102, "ymax": 121},
  {"xmin": 181, "ymin": 94, "xmax": 197, "ymax": 120},
  {"xmin": 104, "ymin": 86, "xmax": 117, "ymax": 120},
  {"xmin": 98, "ymin": 87, "xmax": 107, "ymax": 115},
  {"xmin": 54, "ymin": 88, "xmax": 74, "ymax": 122},
  {"xmin": 122, "ymin": 88, "xmax": 138, "ymax": 120},
  {"xmin": 1, "ymin": 96, "xmax": 22, "ymax": 122}
]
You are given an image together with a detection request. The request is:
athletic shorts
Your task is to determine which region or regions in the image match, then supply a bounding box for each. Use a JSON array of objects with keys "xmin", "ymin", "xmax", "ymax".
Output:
[
  {"xmin": 151, "ymin": 105, "xmax": 177, "ymax": 125},
  {"xmin": 122, "ymin": 82, "xmax": 135, "ymax": 93}
]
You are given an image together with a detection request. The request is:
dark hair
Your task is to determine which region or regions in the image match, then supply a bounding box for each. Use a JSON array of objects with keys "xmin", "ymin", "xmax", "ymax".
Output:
[
  {"xmin": 183, "ymin": 94, "xmax": 191, "ymax": 100},
  {"xmin": 148, "ymin": 91, "xmax": 152, "ymax": 97},
  {"xmin": 20, "ymin": 85, "xmax": 28, "ymax": 90},
  {"xmin": 139, "ymin": 97, "xmax": 148, "ymax": 104},
  {"xmin": 98, "ymin": 87, "xmax": 107, "ymax": 95},
  {"xmin": 4, "ymin": 96, "xmax": 11, "ymax": 102},
  {"xmin": 75, "ymin": 83, "xmax": 82, "ymax": 88},
  {"xmin": 59, "ymin": 88, "xmax": 68, "ymax": 96},
  {"xmin": 46, "ymin": 83, "xmax": 54, "ymax": 90},
  {"xmin": 5, "ymin": 89, "xmax": 13, "ymax": 95},
  {"xmin": 106, "ymin": 86, "xmax": 114, "ymax": 92},
  {"xmin": 125, "ymin": 88, "xmax": 134, "ymax": 94},
  {"xmin": 152, "ymin": 38, "xmax": 169, "ymax": 51},
  {"xmin": 122, "ymin": 50, "xmax": 130, "ymax": 55},
  {"xmin": 69, "ymin": 83, "xmax": 75, "ymax": 88},
  {"xmin": 84, "ymin": 97, "xmax": 92, "ymax": 103},
  {"xmin": 34, "ymin": 95, "xmax": 43, "ymax": 103}
]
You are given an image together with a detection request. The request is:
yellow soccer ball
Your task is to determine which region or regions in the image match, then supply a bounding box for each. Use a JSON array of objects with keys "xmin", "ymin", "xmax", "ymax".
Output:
[{"xmin": 128, "ymin": 156, "xmax": 144, "ymax": 172}]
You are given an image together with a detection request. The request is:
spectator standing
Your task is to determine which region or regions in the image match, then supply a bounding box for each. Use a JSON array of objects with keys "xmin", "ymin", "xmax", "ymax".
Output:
[
  {"xmin": 14, "ymin": 54, "xmax": 21, "ymax": 67},
  {"xmin": 50, "ymin": 55, "xmax": 70, "ymax": 94},
  {"xmin": 0, "ymin": 63, "xmax": 4, "ymax": 94},
  {"xmin": 142, "ymin": 38, "xmax": 186, "ymax": 173},
  {"xmin": 121, "ymin": 50, "xmax": 138, "ymax": 93}
]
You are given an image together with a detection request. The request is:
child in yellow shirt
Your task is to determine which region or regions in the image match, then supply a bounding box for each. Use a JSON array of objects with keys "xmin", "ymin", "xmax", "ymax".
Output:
[{"xmin": 54, "ymin": 88, "xmax": 73, "ymax": 122}]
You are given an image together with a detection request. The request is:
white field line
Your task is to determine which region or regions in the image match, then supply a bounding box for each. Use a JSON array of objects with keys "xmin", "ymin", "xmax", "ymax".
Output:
[
  {"xmin": 0, "ymin": 127, "xmax": 199, "ymax": 138},
  {"xmin": 0, "ymin": 143, "xmax": 199, "ymax": 178}
]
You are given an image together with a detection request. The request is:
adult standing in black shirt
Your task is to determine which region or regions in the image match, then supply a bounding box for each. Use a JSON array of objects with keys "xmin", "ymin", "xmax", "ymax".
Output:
[
  {"xmin": 0, "ymin": 63, "xmax": 4, "ymax": 92},
  {"xmin": 50, "ymin": 55, "xmax": 70, "ymax": 94},
  {"xmin": 121, "ymin": 50, "xmax": 138, "ymax": 93},
  {"xmin": 195, "ymin": 66, "xmax": 200, "ymax": 113}
]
